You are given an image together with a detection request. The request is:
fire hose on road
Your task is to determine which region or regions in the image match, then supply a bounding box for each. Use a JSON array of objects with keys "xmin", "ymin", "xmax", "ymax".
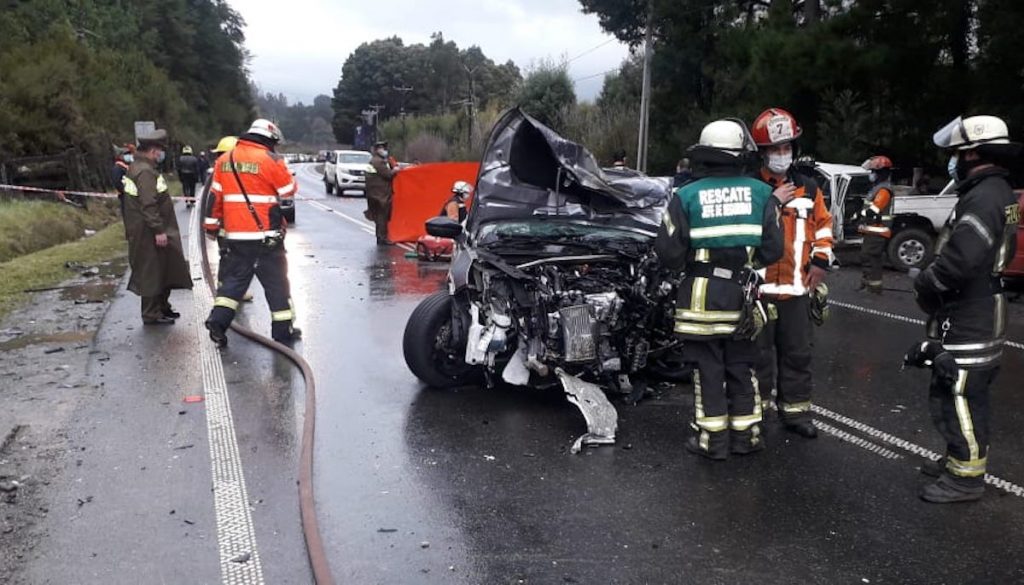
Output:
[{"xmin": 197, "ymin": 182, "xmax": 336, "ymax": 585}]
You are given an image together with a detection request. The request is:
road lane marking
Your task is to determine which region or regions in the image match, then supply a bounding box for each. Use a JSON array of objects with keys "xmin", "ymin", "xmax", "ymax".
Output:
[
  {"xmin": 831, "ymin": 299, "xmax": 1024, "ymax": 352},
  {"xmin": 813, "ymin": 420, "xmax": 903, "ymax": 460},
  {"xmin": 304, "ymin": 199, "xmax": 417, "ymax": 252},
  {"xmin": 813, "ymin": 404, "xmax": 1024, "ymax": 497},
  {"xmin": 187, "ymin": 208, "xmax": 266, "ymax": 584}
]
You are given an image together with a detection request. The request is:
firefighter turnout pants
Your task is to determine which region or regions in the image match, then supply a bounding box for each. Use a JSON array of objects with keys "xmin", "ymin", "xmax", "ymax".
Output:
[
  {"xmin": 207, "ymin": 240, "xmax": 296, "ymax": 341},
  {"xmin": 756, "ymin": 295, "xmax": 814, "ymax": 424},
  {"xmin": 682, "ymin": 338, "xmax": 762, "ymax": 456},
  {"xmin": 930, "ymin": 366, "xmax": 996, "ymax": 486},
  {"xmin": 861, "ymin": 234, "xmax": 887, "ymax": 289}
]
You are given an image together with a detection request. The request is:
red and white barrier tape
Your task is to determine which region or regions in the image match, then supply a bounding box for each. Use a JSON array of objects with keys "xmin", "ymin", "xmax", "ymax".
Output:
[{"xmin": 0, "ymin": 183, "xmax": 197, "ymax": 202}]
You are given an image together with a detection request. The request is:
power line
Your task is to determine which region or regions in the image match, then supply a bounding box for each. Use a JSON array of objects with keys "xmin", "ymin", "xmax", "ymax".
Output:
[
  {"xmin": 564, "ymin": 37, "xmax": 617, "ymax": 64},
  {"xmin": 572, "ymin": 68, "xmax": 619, "ymax": 83}
]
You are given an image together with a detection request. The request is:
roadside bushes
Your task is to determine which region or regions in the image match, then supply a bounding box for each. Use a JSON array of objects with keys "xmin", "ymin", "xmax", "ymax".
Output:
[{"xmin": 0, "ymin": 200, "xmax": 120, "ymax": 263}]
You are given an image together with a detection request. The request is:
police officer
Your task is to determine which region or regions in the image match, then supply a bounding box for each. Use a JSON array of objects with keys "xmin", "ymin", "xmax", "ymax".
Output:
[
  {"xmin": 751, "ymin": 108, "xmax": 835, "ymax": 438},
  {"xmin": 858, "ymin": 155, "xmax": 896, "ymax": 294},
  {"xmin": 204, "ymin": 119, "xmax": 300, "ymax": 346},
  {"xmin": 655, "ymin": 119, "xmax": 786, "ymax": 460},
  {"xmin": 905, "ymin": 115, "xmax": 1021, "ymax": 503},
  {"xmin": 365, "ymin": 140, "xmax": 400, "ymax": 245},
  {"xmin": 122, "ymin": 129, "xmax": 192, "ymax": 325}
]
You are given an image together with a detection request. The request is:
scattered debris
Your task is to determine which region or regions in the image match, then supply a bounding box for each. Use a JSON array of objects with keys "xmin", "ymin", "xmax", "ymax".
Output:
[
  {"xmin": 43, "ymin": 347, "xmax": 65, "ymax": 355},
  {"xmin": 420, "ymin": 541, "xmax": 430, "ymax": 549},
  {"xmin": 230, "ymin": 551, "xmax": 252, "ymax": 564},
  {"xmin": 0, "ymin": 480, "xmax": 20, "ymax": 493},
  {"xmin": 76, "ymin": 496, "xmax": 93, "ymax": 508},
  {"xmin": 183, "ymin": 395, "xmax": 204, "ymax": 404},
  {"xmin": 377, "ymin": 528, "xmax": 398, "ymax": 533},
  {"xmin": 173, "ymin": 444, "xmax": 194, "ymax": 451}
]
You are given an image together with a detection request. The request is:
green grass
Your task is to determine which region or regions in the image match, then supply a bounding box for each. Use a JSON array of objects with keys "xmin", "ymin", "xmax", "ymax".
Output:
[
  {"xmin": 0, "ymin": 223, "xmax": 126, "ymax": 320},
  {"xmin": 0, "ymin": 199, "xmax": 121, "ymax": 263}
]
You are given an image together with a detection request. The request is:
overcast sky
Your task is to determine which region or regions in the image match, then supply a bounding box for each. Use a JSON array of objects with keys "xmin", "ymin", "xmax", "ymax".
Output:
[{"xmin": 228, "ymin": 0, "xmax": 632, "ymax": 105}]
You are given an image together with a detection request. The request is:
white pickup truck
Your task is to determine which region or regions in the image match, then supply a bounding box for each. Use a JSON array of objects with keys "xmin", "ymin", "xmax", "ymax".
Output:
[
  {"xmin": 810, "ymin": 162, "xmax": 956, "ymax": 270},
  {"xmin": 323, "ymin": 150, "xmax": 372, "ymax": 196}
]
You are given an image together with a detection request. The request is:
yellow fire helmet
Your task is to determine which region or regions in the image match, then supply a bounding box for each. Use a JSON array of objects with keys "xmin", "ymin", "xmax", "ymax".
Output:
[{"xmin": 212, "ymin": 136, "xmax": 239, "ymax": 153}]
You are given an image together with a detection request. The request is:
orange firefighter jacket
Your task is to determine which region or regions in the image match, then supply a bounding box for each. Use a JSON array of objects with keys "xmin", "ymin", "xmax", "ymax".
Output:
[
  {"xmin": 857, "ymin": 183, "xmax": 894, "ymax": 238},
  {"xmin": 757, "ymin": 168, "xmax": 835, "ymax": 299},
  {"xmin": 205, "ymin": 139, "xmax": 296, "ymax": 240}
]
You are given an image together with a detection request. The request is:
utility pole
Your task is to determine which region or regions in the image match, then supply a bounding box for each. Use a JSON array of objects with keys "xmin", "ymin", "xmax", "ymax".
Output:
[
  {"xmin": 636, "ymin": 0, "xmax": 654, "ymax": 174},
  {"xmin": 392, "ymin": 84, "xmax": 414, "ymax": 117}
]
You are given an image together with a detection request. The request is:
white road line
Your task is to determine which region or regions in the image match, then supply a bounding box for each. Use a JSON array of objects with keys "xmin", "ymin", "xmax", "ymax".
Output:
[
  {"xmin": 813, "ymin": 404, "xmax": 1024, "ymax": 498},
  {"xmin": 187, "ymin": 208, "xmax": 266, "ymax": 583},
  {"xmin": 813, "ymin": 420, "xmax": 903, "ymax": 460},
  {"xmin": 831, "ymin": 299, "xmax": 1024, "ymax": 351},
  {"xmin": 304, "ymin": 199, "xmax": 417, "ymax": 252}
]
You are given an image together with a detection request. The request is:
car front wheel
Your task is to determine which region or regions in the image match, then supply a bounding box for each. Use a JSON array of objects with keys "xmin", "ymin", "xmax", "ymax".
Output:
[
  {"xmin": 403, "ymin": 291, "xmax": 478, "ymax": 388},
  {"xmin": 888, "ymin": 228, "xmax": 934, "ymax": 271}
]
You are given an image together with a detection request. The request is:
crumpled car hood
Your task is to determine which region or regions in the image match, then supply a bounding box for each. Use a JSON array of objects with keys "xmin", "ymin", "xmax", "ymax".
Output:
[{"xmin": 466, "ymin": 108, "xmax": 670, "ymax": 237}]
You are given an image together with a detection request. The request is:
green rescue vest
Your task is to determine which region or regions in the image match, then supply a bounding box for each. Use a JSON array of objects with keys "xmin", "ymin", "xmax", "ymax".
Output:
[{"xmin": 678, "ymin": 176, "xmax": 772, "ymax": 249}]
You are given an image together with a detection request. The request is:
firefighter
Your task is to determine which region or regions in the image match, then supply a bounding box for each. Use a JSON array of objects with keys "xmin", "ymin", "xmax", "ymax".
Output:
[
  {"xmin": 858, "ymin": 155, "xmax": 895, "ymax": 294},
  {"xmin": 122, "ymin": 129, "xmax": 192, "ymax": 325},
  {"xmin": 442, "ymin": 180, "xmax": 473, "ymax": 223},
  {"xmin": 904, "ymin": 115, "xmax": 1020, "ymax": 503},
  {"xmin": 204, "ymin": 119, "xmax": 300, "ymax": 347},
  {"xmin": 178, "ymin": 145, "xmax": 201, "ymax": 208},
  {"xmin": 655, "ymin": 119, "xmax": 786, "ymax": 460},
  {"xmin": 365, "ymin": 140, "xmax": 401, "ymax": 245},
  {"xmin": 751, "ymin": 108, "xmax": 835, "ymax": 438},
  {"xmin": 612, "ymin": 150, "xmax": 629, "ymax": 168}
]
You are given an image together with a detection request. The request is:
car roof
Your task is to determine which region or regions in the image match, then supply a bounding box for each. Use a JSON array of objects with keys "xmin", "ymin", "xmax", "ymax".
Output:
[{"xmin": 814, "ymin": 162, "xmax": 868, "ymax": 177}]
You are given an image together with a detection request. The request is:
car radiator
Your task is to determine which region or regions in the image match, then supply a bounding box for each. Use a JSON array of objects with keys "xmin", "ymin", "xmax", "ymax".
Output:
[{"xmin": 559, "ymin": 304, "xmax": 597, "ymax": 362}]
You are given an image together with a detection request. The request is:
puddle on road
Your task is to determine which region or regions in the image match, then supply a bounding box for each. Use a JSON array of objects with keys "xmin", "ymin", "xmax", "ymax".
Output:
[
  {"xmin": 59, "ymin": 281, "xmax": 119, "ymax": 303},
  {"xmin": 0, "ymin": 330, "xmax": 94, "ymax": 351}
]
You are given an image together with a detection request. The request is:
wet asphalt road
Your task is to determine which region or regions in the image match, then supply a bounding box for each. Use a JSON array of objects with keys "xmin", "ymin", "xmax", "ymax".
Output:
[{"xmin": 225, "ymin": 164, "xmax": 1024, "ymax": 585}]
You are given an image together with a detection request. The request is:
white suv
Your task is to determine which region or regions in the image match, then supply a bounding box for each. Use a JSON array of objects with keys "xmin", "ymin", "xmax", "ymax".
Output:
[{"xmin": 324, "ymin": 150, "xmax": 372, "ymax": 196}]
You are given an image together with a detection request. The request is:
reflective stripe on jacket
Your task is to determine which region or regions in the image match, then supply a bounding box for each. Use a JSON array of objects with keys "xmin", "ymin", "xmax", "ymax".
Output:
[
  {"xmin": 205, "ymin": 139, "xmax": 296, "ymax": 236},
  {"xmin": 858, "ymin": 183, "xmax": 894, "ymax": 238},
  {"xmin": 758, "ymin": 169, "xmax": 834, "ymax": 299}
]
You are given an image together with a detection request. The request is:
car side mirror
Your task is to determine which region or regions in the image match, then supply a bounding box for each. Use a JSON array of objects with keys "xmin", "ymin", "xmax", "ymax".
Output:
[{"xmin": 426, "ymin": 216, "xmax": 463, "ymax": 239}]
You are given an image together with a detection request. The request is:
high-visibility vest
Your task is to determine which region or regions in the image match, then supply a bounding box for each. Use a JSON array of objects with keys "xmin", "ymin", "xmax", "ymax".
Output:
[
  {"xmin": 205, "ymin": 139, "xmax": 296, "ymax": 240},
  {"xmin": 678, "ymin": 176, "xmax": 772, "ymax": 249}
]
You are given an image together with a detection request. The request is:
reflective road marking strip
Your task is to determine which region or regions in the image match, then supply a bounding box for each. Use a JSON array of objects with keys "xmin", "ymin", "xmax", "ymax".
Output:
[
  {"xmin": 831, "ymin": 300, "xmax": 1024, "ymax": 352},
  {"xmin": 813, "ymin": 421, "xmax": 903, "ymax": 460},
  {"xmin": 813, "ymin": 404, "xmax": 1024, "ymax": 498},
  {"xmin": 188, "ymin": 206, "xmax": 266, "ymax": 584}
]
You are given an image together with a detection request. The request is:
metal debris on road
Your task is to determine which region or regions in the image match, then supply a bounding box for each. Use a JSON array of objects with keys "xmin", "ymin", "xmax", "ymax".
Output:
[{"xmin": 557, "ymin": 369, "xmax": 618, "ymax": 454}]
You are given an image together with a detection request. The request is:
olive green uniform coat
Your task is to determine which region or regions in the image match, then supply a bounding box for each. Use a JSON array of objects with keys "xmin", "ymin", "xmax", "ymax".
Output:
[{"xmin": 123, "ymin": 159, "xmax": 192, "ymax": 297}]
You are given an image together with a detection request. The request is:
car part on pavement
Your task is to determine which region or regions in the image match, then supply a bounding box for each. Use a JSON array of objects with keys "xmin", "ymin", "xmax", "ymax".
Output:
[{"xmin": 557, "ymin": 369, "xmax": 618, "ymax": 454}]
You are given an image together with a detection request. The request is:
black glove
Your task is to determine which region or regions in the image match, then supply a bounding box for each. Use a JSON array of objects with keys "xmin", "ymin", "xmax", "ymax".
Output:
[
  {"xmin": 903, "ymin": 341, "xmax": 959, "ymax": 387},
  {"xmin": 903, "ymin": 341, "xmax": 938, "ymax": 369}
]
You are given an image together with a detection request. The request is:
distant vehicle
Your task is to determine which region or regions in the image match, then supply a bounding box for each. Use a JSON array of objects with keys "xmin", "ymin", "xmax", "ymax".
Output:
[
  {"xmin": 323, "ymin": 150, "xmax": 372, "ymax": 196},
  {"xmin": 810, "ymin": 162, "xmax": 957, "ymax": 271}
]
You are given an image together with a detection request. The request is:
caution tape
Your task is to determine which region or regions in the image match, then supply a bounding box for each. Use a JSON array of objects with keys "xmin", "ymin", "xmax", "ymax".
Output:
[{"xmin": 0, "ymin": 183, "xmax": 197, "ymax": 202}]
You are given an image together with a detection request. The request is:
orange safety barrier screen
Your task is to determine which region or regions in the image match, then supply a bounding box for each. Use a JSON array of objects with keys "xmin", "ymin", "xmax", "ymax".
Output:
[{"xmin": 388, "ymin": 162, "xmax": 480, "ymax": 242}]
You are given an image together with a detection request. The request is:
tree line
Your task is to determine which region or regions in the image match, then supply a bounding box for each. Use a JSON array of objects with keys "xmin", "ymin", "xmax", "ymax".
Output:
[
  {"xmin": 0, "ymin": 0, "xmax": 254, "ymax": 166},
  {"xmin": 580, "ymin": 0, "xmax": 1024, "ymax": 173}
]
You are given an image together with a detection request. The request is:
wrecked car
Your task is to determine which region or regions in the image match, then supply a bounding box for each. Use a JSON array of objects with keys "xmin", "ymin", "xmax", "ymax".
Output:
[{"xmin": 402, "ymin": 108, "xmax": 682, "ymax": 451}]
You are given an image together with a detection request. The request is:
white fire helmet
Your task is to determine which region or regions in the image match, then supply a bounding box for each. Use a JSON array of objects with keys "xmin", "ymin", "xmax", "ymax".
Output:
[
  {"xmin": 698, "ymin": 119, "xmax": 757, "ymax": 157},
  {"xmin": 247, "ymin": 118, "xmax": 284, "ymax": 142},
  {"xmin": 933, "ymin": 115, "xmax": 1010, "ymax": 151}
]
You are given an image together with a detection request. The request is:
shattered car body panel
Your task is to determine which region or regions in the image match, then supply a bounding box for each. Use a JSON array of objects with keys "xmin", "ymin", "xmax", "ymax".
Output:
[{"xmin": 405, "ymin": 108, "xmax": 679, "ymax": 451}]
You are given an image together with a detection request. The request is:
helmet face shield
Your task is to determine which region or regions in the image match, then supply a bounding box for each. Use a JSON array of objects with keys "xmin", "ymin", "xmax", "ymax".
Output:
[{"xmin": 933, "ymin": 116, "xmax": 966, "ymax": 149}]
